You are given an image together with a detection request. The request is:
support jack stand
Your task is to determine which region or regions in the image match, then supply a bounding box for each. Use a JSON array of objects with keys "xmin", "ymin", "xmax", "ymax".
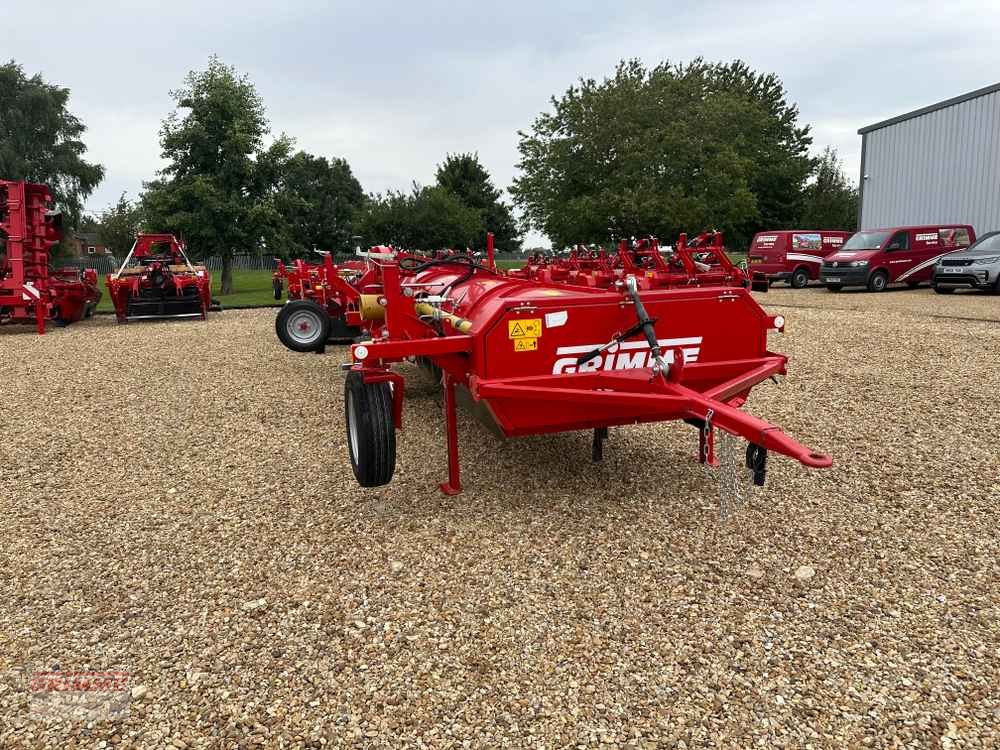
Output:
[
  {"xmin": 592, "ymin": 427, "xmax": 608, "ymax": 462},
  {"xmin": 439, "ymin": 373, "xmax": 462, "ymax": 495}
]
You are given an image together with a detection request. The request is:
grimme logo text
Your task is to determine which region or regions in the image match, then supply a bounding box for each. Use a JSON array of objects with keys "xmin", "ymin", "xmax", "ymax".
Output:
[{"xmin": 552, "ymin": 337, "xmax": 703, "ymax": 374}]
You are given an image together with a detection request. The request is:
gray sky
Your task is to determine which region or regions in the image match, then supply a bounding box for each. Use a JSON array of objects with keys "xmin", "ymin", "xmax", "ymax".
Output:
[{"xmin": 7, "ymin": 0, "xmax": 999, "ymax": 247}]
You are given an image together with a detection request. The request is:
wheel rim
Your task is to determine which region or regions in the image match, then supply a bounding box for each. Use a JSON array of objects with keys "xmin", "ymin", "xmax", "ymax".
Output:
[
  {"xmin": 874, "ymin": 275, "xmax": 886, "ymax": 290},
  {"xmin": 287, "ymin": 309, "xmax": 323, "ymax": 345},
  {"xmin": 347, "ymin": 390, "xmax": 360, "ymax": 464}
]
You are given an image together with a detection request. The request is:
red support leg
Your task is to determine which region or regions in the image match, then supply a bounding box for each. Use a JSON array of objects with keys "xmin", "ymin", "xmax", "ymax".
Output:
[{"xmin": 439, "ymin": 373, "xmax": 462, "ymax": 495}]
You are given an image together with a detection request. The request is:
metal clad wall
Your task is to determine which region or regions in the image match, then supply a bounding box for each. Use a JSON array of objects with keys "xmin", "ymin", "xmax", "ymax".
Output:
[{"xmin": 860, "ymin": 88, "xmax": 1000, "ymax": 233}]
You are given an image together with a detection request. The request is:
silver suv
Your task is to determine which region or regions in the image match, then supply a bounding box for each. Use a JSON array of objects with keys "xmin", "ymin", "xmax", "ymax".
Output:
[{"xmin": 933, "ymin": 231, "xmax": 1000, "ymax": 294}]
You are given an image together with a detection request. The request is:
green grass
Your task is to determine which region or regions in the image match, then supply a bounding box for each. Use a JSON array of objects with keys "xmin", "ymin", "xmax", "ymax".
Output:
[
  {"xmin": 495, "ymin": 259, "xmax": 525, "ymax": 270},
  {"xmin": 96, "ymin": 268, "xmax": 279, "ymax": 312}
]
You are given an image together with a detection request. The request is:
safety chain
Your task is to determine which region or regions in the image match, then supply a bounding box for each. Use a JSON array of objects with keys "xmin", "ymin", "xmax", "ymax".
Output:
[
  {"xmin": 700, "ymin": 415, "xmax": 752, "ymax": 521},
  {"xmin": 701, "ymin": 408, "xmax": 714, "ymax": 465},
  {"xmin": 716, "ymin": 431, "xmax": 747, "ymax": 520}
]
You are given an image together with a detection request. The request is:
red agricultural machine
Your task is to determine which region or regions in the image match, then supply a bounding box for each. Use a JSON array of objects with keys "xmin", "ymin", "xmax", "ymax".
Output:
[
  {"xmin": 273, "ymin": 245, "xmax": 489, "ymax": 353},
  {"xmin": 340, "ymin": 234, "xmax": 831, "ymax": 494},
  {"xmin": 510, "ymin": 232, "xmax": 749, "ymax": 290},
  {"xmin": 0, "ymin": 180, "xmax": 102, "ymax": 334},
  {"xmin": 272, "ymin": 252, "xmax": 371, "ymax": 351},
  {"xmin": 106, "ymin": 234, "xmax": 214, "ymax": 323}
]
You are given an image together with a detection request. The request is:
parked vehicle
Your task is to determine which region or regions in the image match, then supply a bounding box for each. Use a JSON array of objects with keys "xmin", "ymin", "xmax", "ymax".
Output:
[
  {"xmin": 932, "ymin": 230, "xmax": 1000, "ymax": 294},
  {"xmin": 747, "ymin": 230, "xmax": 852, "ymax": 288},
  {"xmin": 819, "ymin": 225, "xmax": 975, "ymax": 292}
]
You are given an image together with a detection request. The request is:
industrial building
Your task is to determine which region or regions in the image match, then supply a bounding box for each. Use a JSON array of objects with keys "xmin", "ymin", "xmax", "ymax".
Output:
[{"xmin": 858, "ymin": 82, "xmax": 1000, "ymax": 234}]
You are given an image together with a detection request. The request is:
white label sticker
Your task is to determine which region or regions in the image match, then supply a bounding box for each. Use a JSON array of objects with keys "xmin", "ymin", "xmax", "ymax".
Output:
[{"xmin": 544, "ymin": 310, "xmax": 568, "ymax": 328}]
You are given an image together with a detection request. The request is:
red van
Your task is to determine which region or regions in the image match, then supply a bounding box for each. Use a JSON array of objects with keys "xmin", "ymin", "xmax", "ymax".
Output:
[
  {"xmin": 819, "ymin": 225, "xmax": 975, "ymax": 292},
  {"xmin": 747, "ymin": 230, "xmax": 853, "ymax": 288}
]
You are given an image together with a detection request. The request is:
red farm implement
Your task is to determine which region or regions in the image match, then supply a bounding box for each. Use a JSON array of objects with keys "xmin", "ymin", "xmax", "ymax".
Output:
[
  {"xmin": 106, "ymin": 234, "xmax": 213, "ymax": 323},
  {"xmin": 0, "ymin": 180, "xmax": 101, "ymax": 334},
  {"xmin": 273, "ymin": 245, "xmax": 492, "ymax": 354},
  {"xmin": 510, "ymin": 233, "xmax": 755, "ymax": 292},
  {"xmin": 273, "ymin": 252, "xmax": 371, "ymax": 351},
  {"xmin": 340, "ymin": 234, "xmax": 830, "ymax": 494}
]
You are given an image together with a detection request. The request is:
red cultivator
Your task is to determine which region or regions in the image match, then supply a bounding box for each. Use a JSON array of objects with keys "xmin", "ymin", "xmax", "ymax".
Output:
[
  {"xmin": 273, "ymin": 246, "xmax": 490, "ymax": 353},
  {"xmin": 0, "ymin": 180, "xmax": 102, "ymax": 334},
  {"xmin": 273, "ymin": 252, "xmax": 372, "ymax": 351},
  {"xmin": 106, "ymin": 234, "xmax": 213, "ymax": 323},
  {"xmin": 510, "ymin": 232, "xmax": 751, "ymax": 291},
  {"xmin": 341, "ymin": 234, "xmax": 831, "ymax": 494}
]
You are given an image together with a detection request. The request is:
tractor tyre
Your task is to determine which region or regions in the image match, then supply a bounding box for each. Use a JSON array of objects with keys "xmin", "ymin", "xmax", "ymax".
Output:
[
  {"xmin": 790, "ymin": 267, "xmax": 810, "ymax": 289},
  {"xmin": 344, "ymin": 371, "xmax": 396, "ymax": 487},
  {"xmin": 933, "ymin": 284, "xmax": 955, "ymax": 294},
  {"xmin": 273, "ymin": 278, "xmax": 283, "ymax": 301},
  {"xmin": 276, "ymin": 299, "xmax": 331, "ymax": 352},
  {"xmin": 867, "ymin": 270, "xmax": 889, "ymax": 292}
]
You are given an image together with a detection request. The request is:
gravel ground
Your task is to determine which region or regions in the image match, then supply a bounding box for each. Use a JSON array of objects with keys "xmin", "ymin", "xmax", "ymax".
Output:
[{"xmin": 1, "ymin": 290, "xmax": 998, "ymax": 748}]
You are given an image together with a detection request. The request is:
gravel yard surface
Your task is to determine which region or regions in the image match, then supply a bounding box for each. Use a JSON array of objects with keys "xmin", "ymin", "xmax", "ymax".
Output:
[{"xmin": 1, "ymin": 291, "xmax": 998, "ymax": 748}]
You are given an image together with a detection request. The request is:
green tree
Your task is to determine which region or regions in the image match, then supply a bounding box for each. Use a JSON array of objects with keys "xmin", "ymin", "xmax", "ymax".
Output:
[
  {"xmin": 435, "ymin": 153, "xmax": 520, "ymax": 252},
  {"xmin": 275, "ymin": 151, "xmax": 365, "ymax": 257},
  {"xmin": 0, "ymin": 61, "xmax": 104, "ymax": 227},
  {"xmin": 142, "ymin": 56, "xmax": 293, "ymax": 293},
  {"xmin": 512, "ymin": 58, "xmax": 814, "ymax": 249},
  {"xmin": 356, "ymin": 184, "xmax": 481, "ymax": 251},
  {"xmin": 96, "ymin": 193, "xmax": 145, "ymax": 256},
  {"xmin": 799, "ymin": 147, "xmax": 858, "ymax": 230}
]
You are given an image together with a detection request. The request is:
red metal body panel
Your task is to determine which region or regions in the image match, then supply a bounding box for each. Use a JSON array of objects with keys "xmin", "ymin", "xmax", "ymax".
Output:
[
  {"xmin": 0, "ymin": 180, "xmax": 101, "ymax": 334},
  {"xmin": 748, "ymin": 230, "xmax": 852, "ymax": 282},
  {"xmin": 343, "ymin": 237, "xmax": 830, "ymax": 493},
  {"xmin": 105, "ymin": 234, "xmax": 212, "ymax": 322}
]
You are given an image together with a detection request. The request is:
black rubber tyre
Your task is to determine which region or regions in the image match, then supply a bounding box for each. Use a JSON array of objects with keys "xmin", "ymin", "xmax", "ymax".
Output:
[
  {"xmin": 344, "ymin": 371, "xmax": 396, "ymax": 487},
  {"xmin": 867, "ymin": 270, "xmax": 889, "ymax": 292},
  {"xmin": 790, "ymin": 267, "xmax": 810, "ymax": 289},
  {"xmin": 826, "ymin": 284, "xmax": 843, "ymax": 292},
  {"xmin": 275, "ymin": 299, "xmax": 331, "ymax": 352},
  {"xmin": 933, "ymin": 285, "xmax": 955, "ymax": 294}
]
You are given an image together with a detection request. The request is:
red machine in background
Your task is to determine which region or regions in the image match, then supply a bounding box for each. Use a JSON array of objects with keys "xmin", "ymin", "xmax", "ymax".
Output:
[
  {"xmin": 0, "ymin": 180, "xmax": 101, "ymax": 334},
  {"xmin": 510, "ymin": 232, "xmax": 753, "ymax": 291},
  {"xmin": 272, "ymin": 244, "xmax": 493, "ymax": 353},
  {"xmin": 106, "ymin": 234, "xmax": 214, "ymax": 323},
  {"xmin": 272, "ymin": 252, "xmax": 371, "ymax": 351},
  {"xmin": 340, "ymin": 234, "xmax": 830, "ymax": 494}
]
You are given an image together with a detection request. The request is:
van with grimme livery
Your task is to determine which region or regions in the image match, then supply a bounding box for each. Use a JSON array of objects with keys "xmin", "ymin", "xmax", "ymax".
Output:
[
  {"xmin": 747, "ymin": 230, "xmax": 852, "ymax": 288},
  {"xmin": 819, "ymin": 225, "xmax": 975, "ymax": 292}
]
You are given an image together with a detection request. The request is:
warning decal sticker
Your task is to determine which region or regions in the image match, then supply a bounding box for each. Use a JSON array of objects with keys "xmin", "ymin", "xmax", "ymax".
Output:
[
  {"xmin": 514, "ymin": 338, "xmax": 538, "ymax": 352},
  {"xmin": 508, "ymin": 319, "xmax": 542, "ymax": 339}
]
